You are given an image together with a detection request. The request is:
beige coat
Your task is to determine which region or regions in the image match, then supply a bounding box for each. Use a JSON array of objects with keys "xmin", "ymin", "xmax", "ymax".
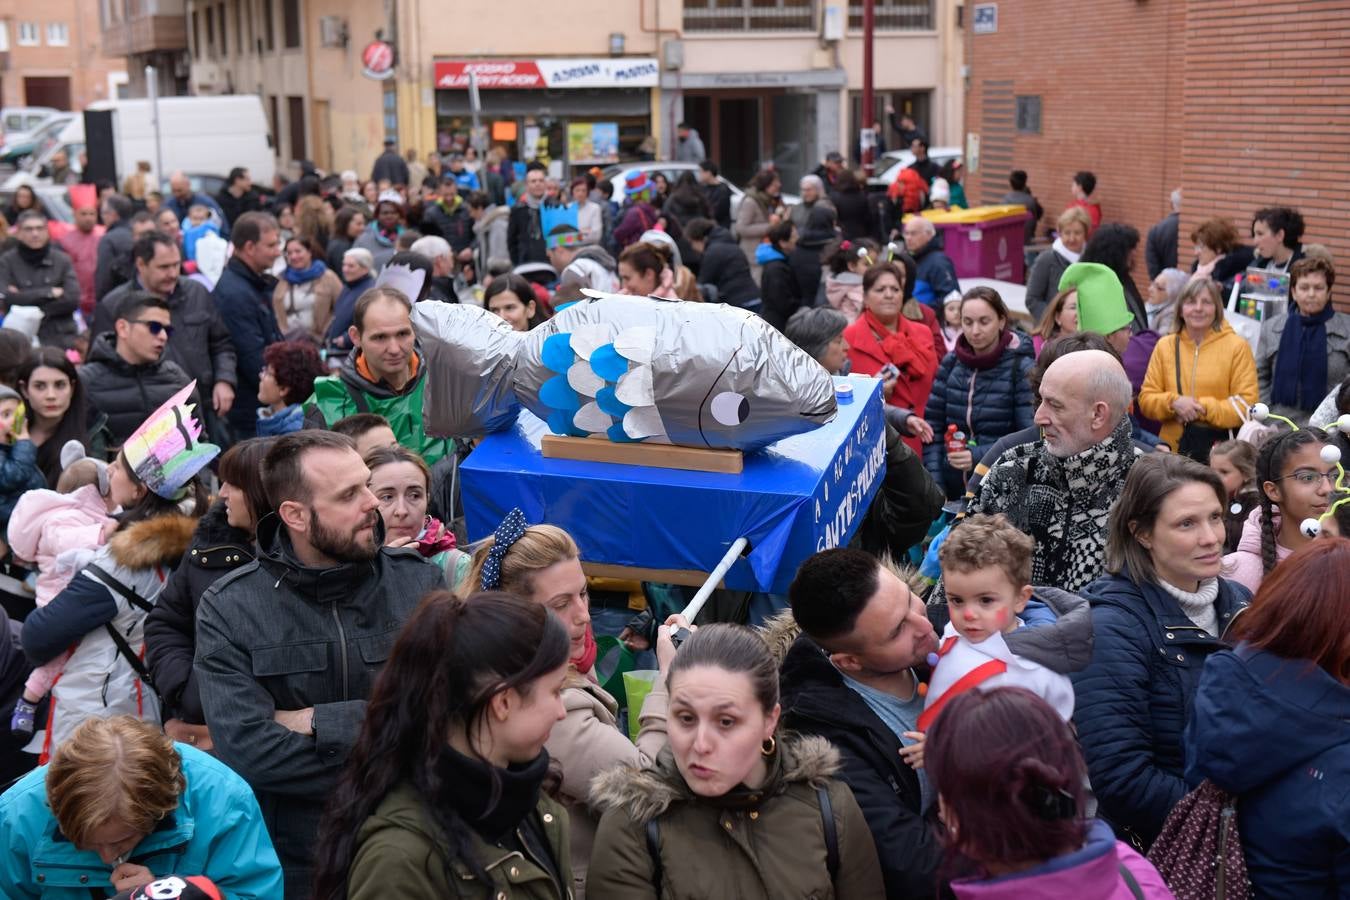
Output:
[
  {"xmin": 272, "ymin": 268, "xmax": 341, "ymax": 342},
  {"xmin": 549, "ymin": 671, "xmax": 667, "ymax": 900}
]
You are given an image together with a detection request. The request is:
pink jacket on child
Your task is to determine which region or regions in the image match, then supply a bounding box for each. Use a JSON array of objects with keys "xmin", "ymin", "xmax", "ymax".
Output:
[{"xmin": 6, "ymin": 485, "xmax": 116, "ymax": 606}]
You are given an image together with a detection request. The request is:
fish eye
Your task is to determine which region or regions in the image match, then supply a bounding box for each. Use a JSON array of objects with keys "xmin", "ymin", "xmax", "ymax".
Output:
[{"xmin": 710, "ymin": 391, "xmax": 750, "ymax": 426}]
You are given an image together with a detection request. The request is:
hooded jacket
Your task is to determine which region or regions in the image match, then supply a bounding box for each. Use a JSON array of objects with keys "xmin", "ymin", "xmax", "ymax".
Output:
[
  {"xmin": 95, "ymin": 275, "xmax": 239, "ymax": 394},
  {"xmin": 303, "ymin": 343, "xmax": 453, "ymax": 465},
  {"xmin": 0, "ymin": 743, "xmax": 283, "ymax": 899},
  {"xmin": 1221, "ymin": 506, "xmax": 1293, "ymax": 595},
  {"xmin": 922, "ymin": 588, "xmax": 1093, "ymax": 729},
  {"xmin": 144, "ymin": 500, "xmax": 254, "ymax": 725},
  {"xmin": 1137, "ymin": 320, "xmax": 1259, "ymax": 451},
  {"xmin": 1072, "ymin": 570, "xmax": 1249, "ymax": 849},
  {"xmin": 971, "ymin": 416, "xmax": 1140, "ymax": 592},
  {"xmin": 694, "ymin": 226, "xmax": 759, "ymax": 308},
  {"xmin": 770, "ymin": 613, "xmax": 940, "ymax": 900},
  {"xmin": 76, "ymin": 332, "xmax": 197, "ymax": 447},
  {"xmin": 950, "ymin": 820, "xmax": 1173, "ymax": 900},
  {"xmin": 193, "ymin": 514, "xmax": 446, "ymax": 895},
  {"xmin": 1185, "ymin": 644, "xmax": 1350, "ymax": 899},
  {"xmin": 559, "ymin": 245, "xmax": 621, "ymax": 294},
  {"xmin": 923, "ymin": 330, "xmax": 1036, "ymax": 498},
  {"xmin": 588, "ymin": 735, "xmax": 884, "ymax": 900},
  {"xmin": 474, "ymin": 204, "xmax": 512, "ymax": 270},
  {"xmin": 911, "ymin": 237, "xmax": 961, "ymax": 310},
  {"xmin": 21, "ymin": 513, "xmax": 197, "ymax": 753}
]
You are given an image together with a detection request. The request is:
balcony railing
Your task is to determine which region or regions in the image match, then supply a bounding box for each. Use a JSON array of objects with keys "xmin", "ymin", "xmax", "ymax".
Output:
[
  {"xmin": 848, "ymin": 0, "xmax": 933, "ymax": 30},
  {"xmin": 683, "ymin": 0, "xmax": 815, "ymax": 32}
]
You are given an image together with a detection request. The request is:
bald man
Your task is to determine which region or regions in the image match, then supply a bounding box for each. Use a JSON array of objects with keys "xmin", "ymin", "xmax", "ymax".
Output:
[
  {"xmin": 969, "ymin": 347, "xmax": 1142, "ymax": 591},
  {"xmin": 163, "ymin": 170, "xmax": 228, "ymax": 237}
]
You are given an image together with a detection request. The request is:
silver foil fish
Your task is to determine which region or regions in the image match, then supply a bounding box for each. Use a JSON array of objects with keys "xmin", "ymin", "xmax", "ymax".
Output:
[{"xmin": 413, "ymin": 293, "xmax": 838, "ymax": 452}]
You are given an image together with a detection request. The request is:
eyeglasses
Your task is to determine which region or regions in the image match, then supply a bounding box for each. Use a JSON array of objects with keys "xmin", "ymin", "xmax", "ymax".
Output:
[
  {"xmin": 131, "ymin": 320, "xmax": 175, "ymax": 338},
  {"xmin": 1277, "ymin": 469, "xmax": 1338, "ymax": 487}
]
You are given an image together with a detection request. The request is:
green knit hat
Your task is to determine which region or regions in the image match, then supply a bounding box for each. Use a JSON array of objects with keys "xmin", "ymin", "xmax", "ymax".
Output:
[{"xmin": 1060, "ymin": 262, "xmax": 1131, "ymax": 335}]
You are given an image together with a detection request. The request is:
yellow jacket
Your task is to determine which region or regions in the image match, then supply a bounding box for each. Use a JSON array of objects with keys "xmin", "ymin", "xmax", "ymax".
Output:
[{"xmin": 1139, "ymin": 319, "xmax": 1259, "ymax": 450}]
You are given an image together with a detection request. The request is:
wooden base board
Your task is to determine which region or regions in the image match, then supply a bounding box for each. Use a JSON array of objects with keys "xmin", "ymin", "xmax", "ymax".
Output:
[
  {"xmin": 582, "ymin": 561, "xmax": 727, "ymax": 590},
  {"xmin": 541, "ymin": 434, "xmax": 744, "ymax": 474}
]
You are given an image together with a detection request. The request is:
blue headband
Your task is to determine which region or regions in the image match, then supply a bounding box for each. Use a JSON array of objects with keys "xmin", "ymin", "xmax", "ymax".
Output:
[{"xmin": 480, "ymin": 508, "xmax": 529, "ymax": 590}]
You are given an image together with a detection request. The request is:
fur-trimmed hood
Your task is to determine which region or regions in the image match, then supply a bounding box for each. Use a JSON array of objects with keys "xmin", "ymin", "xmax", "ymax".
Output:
[
  {"xmin": 107, "ymin": 513, "xmax": 197, "ymax": 570},
  {"xmin": 589, "ymin": 733, "xmax": 839, "ymax": 825}
]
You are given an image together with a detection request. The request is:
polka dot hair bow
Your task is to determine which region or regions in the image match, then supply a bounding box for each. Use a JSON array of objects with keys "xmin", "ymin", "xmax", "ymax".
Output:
[{"xmin": 480, "ymin": 507, "xmax": 529, "ymax": 590}]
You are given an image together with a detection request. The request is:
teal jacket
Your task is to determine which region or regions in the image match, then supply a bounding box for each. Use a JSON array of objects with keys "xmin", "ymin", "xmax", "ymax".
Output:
[{"xmin": 0, "ymin": 743, "xmax": 283, "ymax": 898}]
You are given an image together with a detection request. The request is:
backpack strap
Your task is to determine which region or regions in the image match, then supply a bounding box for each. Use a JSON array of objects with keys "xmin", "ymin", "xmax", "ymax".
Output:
[
  {"xmin": 816, "ymin": 784, "xmax": 840, "ymax": 881},
  {"xmin": 646, "ymin": 817, "xmax": 663, "ymax": 898},
  {"xmin": 1118, "ymin": 863, "xmax": 1145, "ymax": 900},
  {"xmin": 84, "ymin": 563, "xmax": 157, "ymax": 691},
  {"xmin": 343, "ymin": 380, "xmax": 371, "ymax": 413}
]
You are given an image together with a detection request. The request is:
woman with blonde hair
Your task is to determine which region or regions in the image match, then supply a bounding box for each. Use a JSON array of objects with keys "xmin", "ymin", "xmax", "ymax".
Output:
[
  {"xmin": 0, "ymin": 716, "xmax": 282, "ymax": 896},
  {"xmin": 465, "ymin": 509, "xmax": 687, "ymax": 899},
  {"xmin": 1026, "ymin": 206, "xmax": 1092, "ymax": 321}
]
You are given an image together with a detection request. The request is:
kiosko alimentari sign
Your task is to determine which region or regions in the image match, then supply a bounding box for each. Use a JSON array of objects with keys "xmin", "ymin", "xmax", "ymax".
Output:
[{"xmin": 434, "ymin": 58, "xmax": 660, "ymax": 90}]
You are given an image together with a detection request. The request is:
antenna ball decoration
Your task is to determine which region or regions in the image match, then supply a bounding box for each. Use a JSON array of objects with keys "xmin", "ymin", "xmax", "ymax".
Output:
[{"xmin": 1300, "ymin": 518, "xmax": 1323, "ymax": 539}]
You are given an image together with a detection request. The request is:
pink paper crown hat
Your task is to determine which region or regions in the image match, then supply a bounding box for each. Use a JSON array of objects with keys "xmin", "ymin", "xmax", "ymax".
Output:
[{"xmin": 121, "ymin": 381, "xmax": 220, "ymax": 500}]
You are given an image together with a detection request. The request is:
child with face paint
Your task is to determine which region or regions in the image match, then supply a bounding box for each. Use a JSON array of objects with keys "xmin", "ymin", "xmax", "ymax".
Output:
[{"xmin": 918, "ymin": 515, "xmax": 1094, "ymax": 738}]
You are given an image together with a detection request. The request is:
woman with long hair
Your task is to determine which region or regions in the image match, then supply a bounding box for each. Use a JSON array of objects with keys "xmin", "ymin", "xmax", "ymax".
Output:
[
  {"xmin": 15, "ymin": 347, "xmax": 108, "ymax": 486},
  {"xmin": 326, "ymin": 206, "xmax": 367, "ymax": 272},
  {"xmin": 1187, "ymin": 539, "xmax": 1350, "ymax": 898},
  {"xmin": 312, "ymin": 591, "xmax": 572, "ymax": 900},
  {"xmin": 589, "ymin": 624, "xmax": 884, "ymax": 898},
  {"xmin": 927, "ymin": 687, "xmax": 1172, "ymax": 896},
  {"xmin": 464, "ymin": 513, "xmax": 680, "ymax": 899},
  {"xmin": 485, "ymin": 273, "xmax": 544, "ymax": 331},
  {"xmin": 274, "ymin": 235, "xmax": 342, "ymax": 341},
  {"xmin": 1072, "ymin": 454, "xmax": 1249, "ymax": 849},
  {"xmin": 1032, "ymin": 288, "xmax": 1079, "ymax": 356},
  {"xmin": 145, "ymin": 437, "xmax": 275, "ymax": 753},
  {"xmin": 20, "ymin": 387, "xmax": 213, "ymax": 758},
  {"xmin": 1081, "ymin": 223, "xmax": 1148, "ymax": 330}
]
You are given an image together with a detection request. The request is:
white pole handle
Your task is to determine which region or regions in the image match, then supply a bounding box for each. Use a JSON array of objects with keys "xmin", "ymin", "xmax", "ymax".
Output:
[{"xmin": 680, "ymin": 537, "xmax": 749, "ymax": 624}]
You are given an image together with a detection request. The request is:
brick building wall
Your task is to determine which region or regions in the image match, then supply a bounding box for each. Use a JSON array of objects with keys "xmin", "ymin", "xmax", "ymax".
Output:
[
  {"xmin": 0, "ymin": 0, "xmax": 125, "ymax": 111},
  {"xmin": 965, "ymin": 0, "xmax": 1350, "ymax": 306},
  {"xmin": 1180, "ymin": 0, "xmax": 1350, "ymax": 307}
]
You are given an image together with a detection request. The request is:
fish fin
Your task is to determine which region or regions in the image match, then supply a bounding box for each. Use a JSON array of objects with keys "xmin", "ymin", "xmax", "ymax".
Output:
[
  {"xmin": 573, "ymin": 401, "xmax": 613, "ymax": 434},
  {"xmin": 614, "ymin": 366, "xmax": 654, "ymax": 408},
  {"xmin": 613, "ymin": 326, "xmax": 656, "ymax": 365}
]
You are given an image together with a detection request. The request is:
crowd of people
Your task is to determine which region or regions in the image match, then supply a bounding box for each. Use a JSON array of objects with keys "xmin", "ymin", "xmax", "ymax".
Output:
[{"xmin": 0, "ymin": 131, "xmax": 1345, "ymax": 900}]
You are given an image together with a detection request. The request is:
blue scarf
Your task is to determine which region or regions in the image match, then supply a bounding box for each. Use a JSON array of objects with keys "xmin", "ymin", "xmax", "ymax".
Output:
[
  {"xmin": 256, "ymin": 403, "xmax": 306, "ymax": 436},
  {"xmin": 283, "ymin": 259, "xmax": 327, "ymax": 285},
  {"xmin": 1271, "ymin": 303, "xmax": 1334, "ymax": 410}
]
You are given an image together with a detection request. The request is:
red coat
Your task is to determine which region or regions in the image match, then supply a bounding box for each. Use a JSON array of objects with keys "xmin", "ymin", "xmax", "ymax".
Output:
[{"xmin": 845, "ymin": 312, "xmax": 939, "ymax": 451}]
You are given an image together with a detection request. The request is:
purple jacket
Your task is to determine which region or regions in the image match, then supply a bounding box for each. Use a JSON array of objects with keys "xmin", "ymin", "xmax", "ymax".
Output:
[
  {"xmin": 951, "ymin": 820, "xmax": 1175, "ymax": 899},
  {"xmin": 1123, "ymin": 329, "xmax": 1162, "ymax": 435}
]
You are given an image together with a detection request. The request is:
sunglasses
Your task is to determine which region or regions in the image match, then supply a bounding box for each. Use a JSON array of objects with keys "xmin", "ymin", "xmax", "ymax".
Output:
[{"xmin": 131, "ymin": 320, "xmax": 175, "ymax": 338}]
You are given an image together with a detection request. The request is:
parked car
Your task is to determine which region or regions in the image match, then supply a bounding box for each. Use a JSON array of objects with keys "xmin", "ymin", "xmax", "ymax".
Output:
[
  {"xmin": 866, "ymin": 146, "xmax": 964, "ymax": 192},
  {"xmin": 161, "ymin": 173, "xmax": 228, "ymax": 199},
  {"xmin": 0, "ymin": 113, "xmax": 73, "ymax": 167},
  {"xmin": 599, "ymin": 161, "xmax": 800, "ymax": 221},
  {"xmin": 0, "ymin": 107, "xmax": 60, "ymax": 147}
]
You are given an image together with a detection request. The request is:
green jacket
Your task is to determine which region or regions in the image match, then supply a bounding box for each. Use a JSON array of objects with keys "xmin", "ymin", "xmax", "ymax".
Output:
[
  {"xmin": 588, "ymin": 734, "xmax": 884, "ymax": 900},
  {"xmin": 303, "ymin": 344, "xmax": 452, "ymax": 465},
  {"xmin": 348, "ymin": 782, "xmax": 573, "ymax": 900}
]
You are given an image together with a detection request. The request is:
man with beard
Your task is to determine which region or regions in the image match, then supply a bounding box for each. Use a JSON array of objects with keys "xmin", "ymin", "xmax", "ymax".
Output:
[
  {"xmin": 773, "ymin": 548, "xmax": 943, "ymax": 899},
  {"xmin": 195, "ymin": 430, "xmax": 445, "ymax": 897}
]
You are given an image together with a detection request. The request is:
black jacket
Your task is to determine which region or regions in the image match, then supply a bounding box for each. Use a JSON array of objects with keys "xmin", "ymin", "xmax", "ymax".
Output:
[
  {"xmin": 145, "ymin": 501, "xmax": 254, "ymax": 724},
  {"xmin": 0, "ymin": 244, "xmax": 80, "ymax": 346},
  {"xmin": 830, "ymin": 189, "xmax": 875, "ymax": 241},
  {"xmin": 216, "ymin": 187, "xmax": 263, "ymax": 228},
  {"xmin": 193, "ymin": 514, "xmax": 446, "ymax": 895},
  {"xmin": 94, "ymin": 218, "xmax": 134, "ymax": 302},
  {"xmin": 370, "ymin": 150, "xmax": 410, "ymax": 187},
  {"xmin": 779, "ymin": 635, "xmax": 940, "ymax": 899},
  {"xmin": 421, "ymin": 198, "xmax": 474, "ymax": 253},
  {"xmin": 1145, "ymin": 211, "xmax": 1179, "ymax": 279},
  {"xmin": 76, "ymin": 332, "xmax": 198, "ymax": 446},
  {"xmin": 95, "ymin": 277, "xmax": 238, "ymax": 393},
  {"xmin": 702, "ymin": 181, "xmax": 733, "ymax": 229},
  {"xmin": 859, "ymin": 417, "xmax": 946, "ymax": 560},
  {"xmin": 212, "ymin": 256, "xmax": 282, "ymax": 438},
  {"xmin": 695, "ymin": 227, "xmax": 759, "ymax": 307},
  {"xmin": 758, "ymin": 253, "xmax": 801, "ymax": 331},
  {"xmin": 507, "ymin": 203, "xmax": 548, "ymax": 265}
]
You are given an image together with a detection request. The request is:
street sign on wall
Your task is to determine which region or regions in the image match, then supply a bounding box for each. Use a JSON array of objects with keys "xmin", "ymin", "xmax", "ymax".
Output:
[{"xmin": 362, "ymin": 41, "xmax": 396, "ymax": 80}]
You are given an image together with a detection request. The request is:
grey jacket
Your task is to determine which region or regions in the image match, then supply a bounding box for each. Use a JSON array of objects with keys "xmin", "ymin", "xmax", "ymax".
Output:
[
  {"xmin": 1256, "ymin": 310, "xmax": 1350, "ymax": 420},
  {"xmin": 194, "ymin": 515, "xmax": 446, "ymax": 898},
  {"xmin": 94, "ymin": 276, "xmax": 238, "ymax": 392},
  {"xmin": 1006, "ymin": 586, "xmax": 1095, "ymax": 674},
  {"xmin": 0, "ymin": 244, "xmax": 80, "ymax": 346},
  {"xmin": 1025, "ymin": 246, "xmax": 1072, "ymax": 323}
]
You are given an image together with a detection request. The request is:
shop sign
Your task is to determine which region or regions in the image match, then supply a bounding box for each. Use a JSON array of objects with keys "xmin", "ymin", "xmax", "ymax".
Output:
[
  {"xmin": 362, "ymin": 40, "xmax": 396, "ymax": 80},
  {"xmin": 973, "ymin": 3, "xmax": 998, "ymax": 34},
  {"xmin": 435, "ymin": 58, "xmax": 659, "ymax": 90}
]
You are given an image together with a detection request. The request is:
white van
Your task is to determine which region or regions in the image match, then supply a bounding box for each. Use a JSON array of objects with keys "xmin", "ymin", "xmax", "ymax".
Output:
[{"xmin": 3, "ymin": 95, "xmax": 274, "ymax": 191}]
